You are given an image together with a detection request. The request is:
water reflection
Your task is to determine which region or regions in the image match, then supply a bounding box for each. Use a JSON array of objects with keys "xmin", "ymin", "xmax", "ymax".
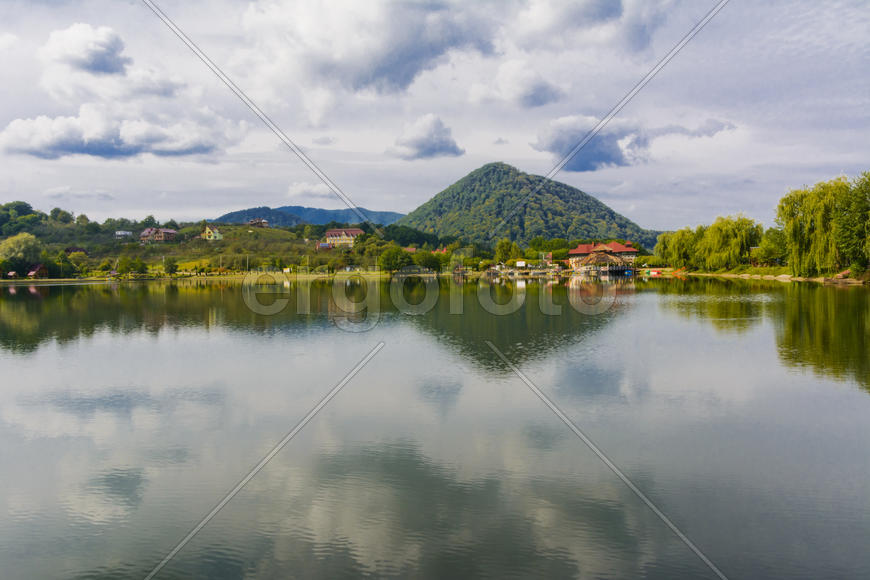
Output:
[
  {"xmin": 651, "ymin": 278, "xmax": 870, "ymax": 390},
  {"xmin": 1, "ymin": 278, "xmax": 870, "ymax": 579}
]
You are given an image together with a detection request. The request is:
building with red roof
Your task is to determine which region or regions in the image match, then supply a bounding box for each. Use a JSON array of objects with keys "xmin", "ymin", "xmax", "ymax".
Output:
[
  {"xmin": 568, "ymin": 241, "xmax": 638, "ymax": 269},
  {"xmin": 324, "ymin": 228, "xmax": 365, "ymax": 248}
]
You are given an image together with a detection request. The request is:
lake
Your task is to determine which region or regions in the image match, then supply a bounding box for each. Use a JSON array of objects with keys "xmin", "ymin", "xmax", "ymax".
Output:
[{"xmin": 1, "ymin": 276, "xmax": 868, "ymax": 579}]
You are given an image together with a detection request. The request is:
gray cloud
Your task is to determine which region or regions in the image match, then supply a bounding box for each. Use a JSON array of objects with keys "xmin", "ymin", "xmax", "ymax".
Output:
[
  {"xmin": 243, "ymin": 1, "xmax": 494, "ymax": 94},
  {"xmin": 532, "ymin": 116, "xmax": 734, "ymax": 172},
  {"xmin": 390, "ymin": 114, "xmax": 464, "ymax": 160}
]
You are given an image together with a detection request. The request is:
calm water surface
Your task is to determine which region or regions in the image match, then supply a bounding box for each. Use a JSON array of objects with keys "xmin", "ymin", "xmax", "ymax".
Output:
[{"xmin": 1, "ymin": 277, "xmax": 868, "ymax": 579}]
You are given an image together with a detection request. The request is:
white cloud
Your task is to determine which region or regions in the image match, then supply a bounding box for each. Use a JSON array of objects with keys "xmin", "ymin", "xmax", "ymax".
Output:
[
  {"xmin": 39, "ymin": 23, "xmax": 130, "ymax": 74},
  {"xmin": 0, "ymin": 32, "xmax": 17, "ymax": 51},
  {"xmin": 389, "ymin": 114, "xmax": 465, "ymax": 160},
  {"xmin": 0, "ymin": 23, "xmax": 240, "ymax": 160},
  {"xmin": 470, "ymin": 60, "xmax": 562, "ymax": 108},
  {"xmin": 286, "ymin": 181, "xmax": 332, "ymax": 201}
]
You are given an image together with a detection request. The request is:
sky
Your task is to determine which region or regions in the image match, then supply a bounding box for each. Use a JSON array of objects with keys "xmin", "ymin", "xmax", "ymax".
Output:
[{"xmin": 0, "ymin": 0, "xmax": 868, "ymax": 230}]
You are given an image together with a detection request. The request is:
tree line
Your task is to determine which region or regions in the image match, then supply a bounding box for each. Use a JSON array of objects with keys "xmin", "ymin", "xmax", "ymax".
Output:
[{"xmin": 655, "ymin": 172, "xmax": 869, "ymax": 277}]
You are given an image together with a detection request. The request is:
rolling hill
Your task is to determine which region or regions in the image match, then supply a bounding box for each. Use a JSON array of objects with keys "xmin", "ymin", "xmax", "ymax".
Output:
[
  {"xmin": 274, "ymin": 205, "xmax": 405, "ymax": 225},
  {"xmin": 215, "ymin": 205, "xmax": 404, "ymax": 226},
  {"xmin": 212, "ymin": 206, "xmax": 304, "ymax": 227},
  {"xmin": 398, "ymin": 162, "xmax": 660, "ymax": 248}
]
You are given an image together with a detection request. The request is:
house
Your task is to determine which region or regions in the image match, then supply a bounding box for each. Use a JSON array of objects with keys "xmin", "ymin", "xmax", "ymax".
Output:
[
  {"xmin": 6, "ymin": 271, "xmax": 18, "ymax": 278},
  {"xmin": 324, "ymin": 228, "xmax": 365, "ymax": 248},
  {"xmin": 567, "ymin": 241, "xmax": 638, "ymax": 270},
  {"xmin": 403, "ymin": 247, "xmax": 417, "ymax": 254},
  {"xmin": 27, "ymin": 264, "xmax": 48, "ymax": 279},
  {"xmin": 248, "ymin": 218, "xmax": 269, "ymax": 228},
  {"xmin": 140, "ymin": 227, "xmax": 177, "ymax": 242},
  {"xmin": 115, "ymin": 230, "xmax": 133, "ymax": 240},
  {"xmin": 200, "ymin": 225, "xmax": 223, "ymax": 241}
]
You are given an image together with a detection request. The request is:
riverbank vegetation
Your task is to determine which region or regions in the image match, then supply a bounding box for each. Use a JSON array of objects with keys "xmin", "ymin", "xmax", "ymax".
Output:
[{"xmin": 654, "ymin": 171, "xmax": 869, "ymax": 279}]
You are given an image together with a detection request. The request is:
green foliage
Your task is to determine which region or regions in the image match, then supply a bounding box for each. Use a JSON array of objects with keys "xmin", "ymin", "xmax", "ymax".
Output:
[
  {"xmin": 655, "ymin": 216, "xmax": 761, "ymax": 270},
  {"xmin": 413, "ymin": 251, "xmax": 442, "ymax": 272},
  {"xmin": 777, "ymin": 175, "xmax": 868, "ymax": 276},
  {"xmin": 0, "ymin": 232, "xmax": 43, "ymax": 272},
  {"xmin": 494, "ymin": 238, "xmax": 512, "ymax": 263},
  {"xmin": 50, "ymin": 208, "xmax": 74, "ymax": 224},
  {"xmin": 377, "ymin": 245, "xmax": 413, "ymax": 271},
  {"xmin": 398, "ymin": 162, "xmax": 660, "ymax": 248},
  {"xmin": 164, "ymin": 257, "xmax": 179, "ymax": 275},
  {"xmin": 751, "ymin": 227, "xmax": 787, "ymax": 266}
]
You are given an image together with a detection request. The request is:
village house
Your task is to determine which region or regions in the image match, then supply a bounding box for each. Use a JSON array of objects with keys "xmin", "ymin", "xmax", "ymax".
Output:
[
  {"xmin": 248, "ymin": 218, "xmax": 269, "ymax": 228},
  {"xmin": 324, "ymin": 228, "xmax": 365, "ymax": 248},
  {"xmin": 115, "ymin": 230, "xmax": 133, "ymax": 240},
  {"xmin": 140, "ymin": 227, "xmax": 177, "ymax": 242},
  {"xmin": 200, "ymin": 225, "xmax": 223, "ymax": 241},
  {"xmin": 567, "ymin": 241, "xmax": 638, "ymax": 270},
  {"xmin": 27, "ymin": 264, "xmax": 48, "ymax": 279}
]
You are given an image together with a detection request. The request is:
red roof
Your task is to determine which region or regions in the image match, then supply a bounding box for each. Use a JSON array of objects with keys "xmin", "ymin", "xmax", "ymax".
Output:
[
  {"xmin": 568, "ymin": 243, "xmax": 595, "ymax": 255},
  {"xmin": 325, "ymin": 228, "xmax": 365, "ymax": 237},
  {"xmin": 568, "ymin": 241, "xmax": 637, "ymax": 255}
]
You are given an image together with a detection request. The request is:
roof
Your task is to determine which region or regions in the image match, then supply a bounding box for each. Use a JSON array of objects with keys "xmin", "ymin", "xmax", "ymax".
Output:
[
  {"xmin": 325, "ymin": 228, "xmax": 365, "ymax": 236},
  {"xmin": 568, "ymin": 243, "xmax": 595, "ymax": 255},
  {"xmin": 141, "ymin": 227, "xmax": 177, "ymax": 235},
  {"xmin": 568, "ymin": 241, "xmax": 637, "ymax": 255}
]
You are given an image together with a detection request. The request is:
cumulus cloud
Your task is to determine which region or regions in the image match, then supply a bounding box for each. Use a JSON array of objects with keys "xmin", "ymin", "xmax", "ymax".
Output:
[
  {"xmin": 470, "ymin": 60, "xmax": 561, "ymax": 108},
  {"xmin": 0, "ymin": 104, "xmax": 235, "ymax": 159},
  {"xmin": 286, "ymin": 181, "xmax": 333, "ymax": 201},
  {"xmin": 389, "ymin": 114, "xmax": 464, "ymax": 160},
  {"xmin": 1, "ymin": 24, "xmax": 238, "ymax": 160},
  {"xmin": 532, "ymin": 115, "xmax": 734, "ymax": 172},
  {"xmin": 241, "ymin": 1, "xmax": 492, "ymax": 94},
  {"xmin": 311, "ymin": 136, "xmax": 335, "ymax": 146},
  {"xmin": 39, "ymin": 23, "xmax": 130, "ymax": 75}
]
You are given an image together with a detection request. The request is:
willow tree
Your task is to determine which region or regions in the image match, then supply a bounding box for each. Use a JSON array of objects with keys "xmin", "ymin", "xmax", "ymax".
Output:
[
  {"xmin": 696, "ymin": 214, "xmax": 762, "ymax": 270},
  {"xmin": 834, "ymin": 171, "xmax": 870, "ymax": 269},
  {"xmin": 777, "ymin": 177, "xmax": 849, "ymax": 276}
]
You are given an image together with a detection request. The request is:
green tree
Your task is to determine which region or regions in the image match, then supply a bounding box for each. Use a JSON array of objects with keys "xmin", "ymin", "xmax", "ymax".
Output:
[
  {"xmin": 50, "ymin": 207, "xmax": 74, "ymax": 223},
  {"xmin": 751, "ymin": 227, "xmax": 787, "ymax": 266},
  {"xmin": 142, "ymin": 215, "xmax": 158, "ymax": 228},
  {"xmin": 777, "ymin": 177, "xmax": 848, "ymax": 276},
  {"xmin": 164, "ymin": 257, "xmax": 179, "ymax": 275},
  {"xmin": 494, "ymin": 238, "xmax": 512, "ymax": 263},
  {"xmin": 413, "ymin": 251, "xmax": 441, "ymax": 272},
  {"xmin": 377, "ymin": 246, "xmax": 412, "ymax": 271},
  {"xmin": 0, "ymin": 233, "xmax": 43, "ymax": 272},
  {"xmin": 834, "ymin": 172, "xmax": 870, "ymax": 268},
  {"xmin": 75, "ymin": 214, "xmax": 90, "ymax": 226}
]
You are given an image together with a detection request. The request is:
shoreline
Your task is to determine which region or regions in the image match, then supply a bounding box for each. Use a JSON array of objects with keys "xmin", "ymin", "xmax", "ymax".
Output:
[{"xmin": 688, "ymin": 272, "xmax": 867, "ymax": 285}]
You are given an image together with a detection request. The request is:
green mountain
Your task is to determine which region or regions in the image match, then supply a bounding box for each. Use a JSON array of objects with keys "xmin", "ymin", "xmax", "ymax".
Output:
[
  {"xmin": 274, "ymin": 205, "xmax": 404, "ymax": 225},
  {"xmin": 398, "ymin": 162, "xmax": 660, "ymax": 249},
  {"xmin": 213, "ymin": 206, "xmax": 304, "ymax": 227},
  {"xmin": 215, "ymin": 205, "xmax": 404, "ymax": 226}
]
